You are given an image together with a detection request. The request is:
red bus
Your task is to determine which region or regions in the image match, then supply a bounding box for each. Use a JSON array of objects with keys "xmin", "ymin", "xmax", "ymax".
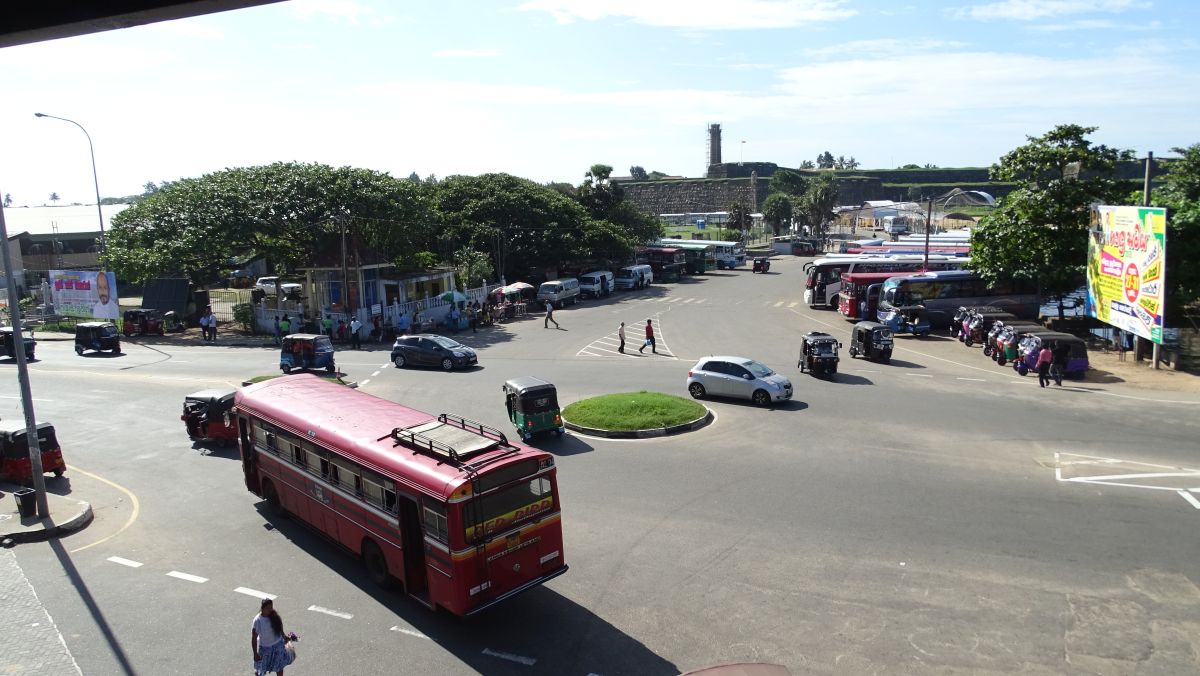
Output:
[
  {"xmin": 235, "ymin": 375, "xmax": 568, "ymax": 616},
  {"xmin": 837, "ymin": 271, "xmax": 904, "ymax": 320}
]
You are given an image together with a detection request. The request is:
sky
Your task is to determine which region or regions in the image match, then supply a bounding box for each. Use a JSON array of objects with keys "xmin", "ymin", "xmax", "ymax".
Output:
[{"xmin": 1, "ymin": 0, "xmax": 1197, "ymax": 206}]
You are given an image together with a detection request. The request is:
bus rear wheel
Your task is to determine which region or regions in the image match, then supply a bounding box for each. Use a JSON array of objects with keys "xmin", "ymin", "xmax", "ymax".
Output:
[{"xmin": 362, "ymin": 539, "xmax": 392, "ymax": 588}]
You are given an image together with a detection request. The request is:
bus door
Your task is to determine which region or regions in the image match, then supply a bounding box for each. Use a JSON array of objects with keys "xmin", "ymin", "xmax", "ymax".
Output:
[
  {"xmin": 237, "ymin": 415, "xmax": 259, "ymax": 493},
  {"xmin": 398, "ymin": 496, "xmax": 429, "ymax": 600}
]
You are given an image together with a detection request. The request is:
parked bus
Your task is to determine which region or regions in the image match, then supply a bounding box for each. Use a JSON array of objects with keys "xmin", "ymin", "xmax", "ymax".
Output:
[
  {"xmin": 876, "ymin": 270, "xmax": 1039, "ymax": 328},
  {"xmin": 235, "ymin": 375, "xmax": 568, "ymax": 616},
  {"xmin": 803, "ymin": 255, "xmax": 969, "ymax": 309},
  {"xmin": 837, "ymin": 271, "xmax": 904, "ymax": 320},
  {"xmin": 656, "ymin": 240, "xmax": 717, "ymax": 273},
  {"xmin": 659, "ymin": 238, "xmax": 746, "ymax": 269},
  {"xmin": 848, "ymin": 244, "xmax": 971, "ymax": 257},
  {"xmin": 636, "ymin": 246, "xmax": 688, "ymax": 282}
]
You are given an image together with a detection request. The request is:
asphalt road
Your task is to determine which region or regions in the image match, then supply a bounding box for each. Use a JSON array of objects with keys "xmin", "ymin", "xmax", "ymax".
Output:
[{"xmin": 5, "ymin": 254, "xmax": 1200, "ymax": 675}]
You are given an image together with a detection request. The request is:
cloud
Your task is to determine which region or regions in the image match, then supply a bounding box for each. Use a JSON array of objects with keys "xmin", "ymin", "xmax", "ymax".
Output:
[
  {"xmin": 804, "ymin": 39, "xmax": 969, "ymax": 60},
  {"xmin": 516, "ymin": 0, "xmax": 856, "ymax": 30},
  {"xmin": 433, "ymin": 48, "xmax": 501, "ymax": 58},
  {"xmin": 952, "ymin": 0, "xmax": 1150, "ymax": 21},
  {"xmin": 1028, "ymin": 19, "xmax": 1161, "ymax": 31}
]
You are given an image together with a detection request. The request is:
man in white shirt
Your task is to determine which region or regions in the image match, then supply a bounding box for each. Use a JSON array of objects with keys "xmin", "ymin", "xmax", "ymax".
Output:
[{"xmin": 349, "ymin": 317, "xmax": 362, "ymax": 349}]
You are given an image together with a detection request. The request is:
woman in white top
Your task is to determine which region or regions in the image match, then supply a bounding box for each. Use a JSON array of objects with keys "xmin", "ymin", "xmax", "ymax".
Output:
[{"xmin": 251, "ymin": 598, "xmax": 290, "ymax": 675}]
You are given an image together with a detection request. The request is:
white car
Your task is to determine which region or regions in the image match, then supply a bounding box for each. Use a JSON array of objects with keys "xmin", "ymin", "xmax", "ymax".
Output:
[
  {"xmin": 255, "ymin": 276, "xmax": 302, "ymax": 296},
  {"xmin": 686, "ymin": 356, "xmax": 792, "ymax": 407}
]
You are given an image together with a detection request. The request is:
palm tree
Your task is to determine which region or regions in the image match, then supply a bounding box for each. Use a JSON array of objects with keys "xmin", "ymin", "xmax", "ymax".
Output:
[{"xmin": 49, "ymin": 192, "xmax": 60, "ymax": 204}]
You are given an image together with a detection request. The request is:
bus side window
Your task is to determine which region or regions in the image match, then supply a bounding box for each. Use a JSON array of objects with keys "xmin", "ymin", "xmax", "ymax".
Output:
[
  {"xmin": 266, "ymin": 432, "xmax": 276, "ymax": 452},
  {"xmin": 422, "ymin": 501, "xmax": 449, "ymax": 542},
  {"xmin": 361, "ymin": 471, "xmax": 385, "ymax": 508},
  {"xmin": 292, "ymin": 443, "xmax": 306, "ymax": 467},
  {"xmin": 383, "ymin": 480, "xmax": 398, "ymax": 514}
]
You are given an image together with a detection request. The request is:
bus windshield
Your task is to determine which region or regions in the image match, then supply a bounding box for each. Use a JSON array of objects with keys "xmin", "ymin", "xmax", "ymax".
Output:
[{"xmin": 468, "ymin": 475, "xmax": 555, "ymax": 540}]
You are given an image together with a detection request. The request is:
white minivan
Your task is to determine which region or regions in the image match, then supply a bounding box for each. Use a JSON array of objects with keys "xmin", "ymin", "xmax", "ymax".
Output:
[
  {"xmin": 615, "ymin": 264, "xmax": 653, "ymax": 291},
  {"xmin": 536, "ymin": 278, "xmax": 581, "ymax": 308},
  {"xmin": 578, "ymin": 270, "xmax": 614, "ymax": 298}
]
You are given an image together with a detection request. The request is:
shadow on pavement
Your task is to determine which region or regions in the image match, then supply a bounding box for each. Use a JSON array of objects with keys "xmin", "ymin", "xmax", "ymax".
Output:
[
  {"xmin": 829, "ymin": 373, "xmax": 874, "ymax": 385},
  {"xmin": 533, "ymin": 433, "xmax": 594, "ymax": 456},
  {"xmin": 253, "ymin": 503, "xmax": 678, "ymax": 676},
  {"xmin": 883, "ymin": 359, "xmax": 926, "ymax": 369},
  {"xmin": 44, "ymin": 475, "xmax": 74, "ymax": 496},
  {"xmin": 48, "ymin": 538, "xmax": 138, "ymax": 675}
]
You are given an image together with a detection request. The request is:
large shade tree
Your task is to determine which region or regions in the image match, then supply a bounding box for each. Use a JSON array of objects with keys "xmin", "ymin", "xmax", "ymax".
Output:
[
  {"xmin": 1138, "ymin": 144, "xmax": 1200, "ymax": 321},
  {"xmin": 970, "ymin": 124, "xmax": 1133, "ymax": 317}
]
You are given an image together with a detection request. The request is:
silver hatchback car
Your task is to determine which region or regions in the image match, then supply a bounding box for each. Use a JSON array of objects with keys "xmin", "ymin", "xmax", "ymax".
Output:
[{"xmin": 686, "ymin": 356, "xmax": 793, "ymax": 406}]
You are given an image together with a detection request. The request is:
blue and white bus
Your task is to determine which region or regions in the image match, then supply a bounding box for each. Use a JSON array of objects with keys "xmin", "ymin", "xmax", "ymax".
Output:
[{"xmin": 876, "ymin": 270, "xmax": 1039, "ymax": 328}]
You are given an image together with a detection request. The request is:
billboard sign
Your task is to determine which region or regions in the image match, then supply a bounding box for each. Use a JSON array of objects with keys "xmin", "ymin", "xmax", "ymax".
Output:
[
  {"xmin": 1086, "ymin": 206, "xmax": 1167, "ymax": 344},
  {"xmin": 49, "ymin": 270, "xmax": 119, "ymax": 320}
]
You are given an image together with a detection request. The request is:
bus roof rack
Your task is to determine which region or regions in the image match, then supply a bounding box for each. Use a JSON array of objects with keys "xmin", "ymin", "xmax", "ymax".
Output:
[{"xmin": 385, "ymin": 413, "xmax": 514, "ymax": 466}]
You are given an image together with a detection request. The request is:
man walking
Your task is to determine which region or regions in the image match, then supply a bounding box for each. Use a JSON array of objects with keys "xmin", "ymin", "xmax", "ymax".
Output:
[
  {"xmin": 349, "ymin": 317, "xmax": 362, "ymax": 349},
  {"xmin": 323, "ymin": 314, "xmax": 334, "ymax": 338},
  {"xmin": 618, "ymin": 321, "xmax": 625, "ymax": 353},
  {"xmin": 639, "ymin": 319, "xmax": 656, "ymax": 354},
  {"xmin": 1051, "ymin": 340, "xmax": 1070, "ymax": 386},
  {"xmin": 1036, "ymin": 342, "xmax": 1053, "ymax": 388},
  {"xmin": 544, "ymin": 300, "xmax": 559, "ymax": 329},
  {"xmin": 273, "ymin": 315, "xmax": 282, "ymax": 346}
]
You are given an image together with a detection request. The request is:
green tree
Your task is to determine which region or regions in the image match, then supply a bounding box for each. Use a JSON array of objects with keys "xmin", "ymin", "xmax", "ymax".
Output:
[
  {"xmin": 794, "ymin": 173, "xmax": 839, "ymax": 238},
  {"xmin": 1137, "ymin": 145, "xmax": 1200, "ymax": 320},
  {"xmin": 453, "ymin": 246, "xmax": 495, "ymax": 289},
  {"xmin": 407, "ymin": 172, "xmax": 421, "ymax": 182},
  {"xmin": 767, "ymin": 168, "xmax": 808, "ymax": 197},
  {"xmin": 798, "ymin": 160, "xmax": 815, "ymax": 170},
  {"xmin": 49, "ymin": 192, "xmax": 60, "ymax": 204},
  {"xmin": 629, "ymin": 165, "xmax": 648, "ymax": 181},
  {"xmin": 647, "ymin": 170, "xmax": 668, "ymax": 180},
  {"xmin": 899, "ymin": 164, "xmax": 922, "ymax": 169},
  {"xmin": 971, "ymin": 124, "xmax": 1132, "ymax": 317},
  {"xmin": 817, "ymin": 152, "xmax": 835, "ymax": 169},
  {"xmin": 586, "ymin": 164, "xmax": 613, "ymax": 184},
  {"xmin": 845, "ymin": 157, "xmax": 861, "ymax": 170},
  {"xmin": 2, "ymin": 193, "xmax": 11, "ymax": 207},
  {"xmin": 727, "ymin": 201, "xmax": 749, "ymax": 234},
  {"xmin": 761, "ymin": 193, "xmax": 793, "ymax": 236}
]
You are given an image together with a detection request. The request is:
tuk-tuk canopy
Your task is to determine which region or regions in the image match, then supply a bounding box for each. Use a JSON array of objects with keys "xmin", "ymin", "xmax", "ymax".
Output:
[
  {"xmin": 185, "ymin": 388, "xmax": 237, "ymax": 408},
  {"xmin": 77, "ymin": 322, "xmax": 118, "ymax": 335},
  {"xmin": 503, "ymin": 376, "xmax": 556, "ymax": 396},
  {"xmin": 504, "ymin": 377, "xmax": 559, "ymax": 414},
  {"xmin": 0, "ymin": 420, "xmax": 57, "ymax": 457},
  {"xmin": 283, "ymin": 333, "xmax": 332, "ymax": 348}
]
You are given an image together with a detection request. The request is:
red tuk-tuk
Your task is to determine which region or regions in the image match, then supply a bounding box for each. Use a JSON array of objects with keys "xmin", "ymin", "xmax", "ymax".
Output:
[
  {"xmin": 123, "ymin": 309, "xmax": 165, "ymax": 336},
  {"xmin": 181, "ymin": 389, "xmax": 238, "ymax": 445},
  {"xmin": 0, "ymin": 420, "xmax": 67, "ymax": 484}
]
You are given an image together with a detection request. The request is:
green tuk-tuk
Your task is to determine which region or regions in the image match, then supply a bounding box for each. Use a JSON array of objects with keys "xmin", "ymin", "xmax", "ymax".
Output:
[{"xmin": 502, "ymin": 377, "xmax": 565, "ymax": 441}]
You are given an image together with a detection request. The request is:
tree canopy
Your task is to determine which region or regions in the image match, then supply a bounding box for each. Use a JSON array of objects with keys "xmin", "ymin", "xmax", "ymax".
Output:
[
  {"xmin": 767, "ymin": 168, "xmax": 808, "ymax": 197},
  {"xmin": 761, "ymin": 193, "xmax": 793, "ymax": 236},
  {"xmin": 970, "ymin": 124, "xmax": 1133, "ymax": 314},
  {"xmin": 1141, "ymin": 144, "xmax": 1200, "ymax": 319}
]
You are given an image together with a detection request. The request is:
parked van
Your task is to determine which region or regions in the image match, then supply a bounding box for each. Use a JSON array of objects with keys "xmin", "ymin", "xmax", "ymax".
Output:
[
  {"xmin": 615, "ymin": 264, "xmax": 653, "ymax": 291},
  {"xmin": 578, "ymin": 270, "xmax": 614, "ymax": 298},
  {"xmin": 536, "ymin": 278, "xmax": 581, "ymax": 308}
]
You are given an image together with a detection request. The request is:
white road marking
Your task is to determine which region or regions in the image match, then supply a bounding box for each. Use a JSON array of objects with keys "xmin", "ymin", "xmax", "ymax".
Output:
[
  {"xmin": 106, "ymin": 556, "xmax": 143, "ymax": 568},
  {"xmin": 360, "ymin": 379, "xmax": 371, "ymax": 386},
  {"xmin": 905, "ymin": 373, "xmax": 933, "ymax": 378},
  {"xmin": 0, "ymin": 395, "xmax": 54, "ymax": 402},
  {"xmin": 680, "ymin": 298, "xmax": 695, "ymax": 303},
  {"xmin": 166, "ymin": 571, "xmax": 208, "ymax": 583},
  {"xmin": 371, "ymin": 371, "xmax": 381, "ymax": 377},
  {"xmin": 773, "ymin": 301, "xmax": 784, "ymax": 307},
  {"xmin": 390, "ymin": 626, "xmax": 431, "ymax": 640},
  {"xmin": 381, "ymin": 363, "xmax": 391, "ymax": 368},
  {"xmin": 788, "ymin": 302, "xmax": 799, "ymax": 308},
  {"xmin": 956, "ymin": 377, "xmax": 987, "ymax": 381},
  {"xmin": 1178, "ymin": 491, "xmax": 1200, "ymax": 510},
  {"xmin": 482, "ymin": 648, "xmax": 537, "ymax": 666},
  {"xmin": 578, "ymin": 350, "xmax": 603, "ymax": 357},
  {"xmin": 234, "ymin": 586, "xmax": 277, "ymax": 600},
  {"xmin": 307, "ymin": 605, "xmax": 353, "ymax": 619}
]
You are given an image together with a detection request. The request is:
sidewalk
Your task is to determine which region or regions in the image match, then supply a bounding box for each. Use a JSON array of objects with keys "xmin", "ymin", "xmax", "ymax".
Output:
[
  {"xmin": 0, "ymin": 549, "xmax": 82, "ymax": 675},
  {"xmin": 0, "ymin": 482, "xmax": 93, "ymax": 545}
]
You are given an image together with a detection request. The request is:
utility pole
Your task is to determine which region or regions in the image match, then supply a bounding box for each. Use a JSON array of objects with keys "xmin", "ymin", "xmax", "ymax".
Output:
[
  {"xmin": 0, "ymin": 195, "xmax": 49, "ymax": 517},
  {"xmin": 923, "ymin": 197, "xmax": 933, "ymax": 270},
  {"xmin": 339, "ymin": 214, "xmax": 350, "ymax": 318}
]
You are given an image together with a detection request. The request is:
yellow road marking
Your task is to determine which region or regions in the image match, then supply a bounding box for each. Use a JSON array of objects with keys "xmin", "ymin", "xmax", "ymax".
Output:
[{"xmin": 67, "ymin": 465, "xmax": 141, "ymax": 554}]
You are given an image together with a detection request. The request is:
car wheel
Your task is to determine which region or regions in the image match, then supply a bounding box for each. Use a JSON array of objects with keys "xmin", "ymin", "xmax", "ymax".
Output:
[
  {"xmin": 361, "ymin": 539, "xmax": 392, "ymax": 588},
  {"xmin": 393, "ymin": 354, "xmax": 406, "ymax": 368},
  {"xmin": 688, "ymin": 382, "xmax": 706, "ymax": 399},
  {"xmin": 441, "ymin": 357, "xmax": 454, "ymax": 371},
  {"xmin": 752, "ymin": 389, "xmax": 771, "ymax": 407}
]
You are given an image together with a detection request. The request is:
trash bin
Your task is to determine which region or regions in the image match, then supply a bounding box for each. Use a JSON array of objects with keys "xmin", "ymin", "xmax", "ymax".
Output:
[{"xmin": 14, "ymin": 488, "xmax": 36, "ymax": 518}]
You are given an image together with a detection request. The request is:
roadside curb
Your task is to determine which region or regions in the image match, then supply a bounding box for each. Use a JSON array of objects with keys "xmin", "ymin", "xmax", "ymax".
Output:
[
  {"xmin": 1, "ymin": 500, "xmax": 94, "ymax": 546},
  {"xmin": 562, "ymin": 408, "xmax": 713, "ymax": 439}
]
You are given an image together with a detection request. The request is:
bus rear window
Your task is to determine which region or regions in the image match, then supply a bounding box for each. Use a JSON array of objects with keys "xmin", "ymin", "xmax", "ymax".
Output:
[{"xmin": 466, "ymin": 476, "xmax": 554, "ymax": 540}]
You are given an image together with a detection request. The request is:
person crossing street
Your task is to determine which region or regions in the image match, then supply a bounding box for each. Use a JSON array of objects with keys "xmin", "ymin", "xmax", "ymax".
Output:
[
  {"xmin": 544, "ymin": 300, "xmax": 559, "ymax": 329},
  {"xmin": 639, "ymin": 319, "xmax": 657, "ymax": 354}
]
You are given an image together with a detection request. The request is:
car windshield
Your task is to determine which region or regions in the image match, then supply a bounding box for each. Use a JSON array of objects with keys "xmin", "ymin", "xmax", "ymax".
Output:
[
  {"xmin": 741, "ymin": 360, "xmax": 774, "ymax": 378},
  {"xmin": 430, "ymin": 336, "xmax": 462, "ymax": 349}
]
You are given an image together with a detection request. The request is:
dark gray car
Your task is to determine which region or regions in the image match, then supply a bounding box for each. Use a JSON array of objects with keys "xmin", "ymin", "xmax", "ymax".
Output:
[{"xmin": 391, "ymin": 334, "xmax": 478, "ymax": 371}]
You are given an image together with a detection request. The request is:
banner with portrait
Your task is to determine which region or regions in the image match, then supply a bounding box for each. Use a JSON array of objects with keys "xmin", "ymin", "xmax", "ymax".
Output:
[{"xmin": 49, "ymin": 270, "xmax": 119, "ymax": 320}]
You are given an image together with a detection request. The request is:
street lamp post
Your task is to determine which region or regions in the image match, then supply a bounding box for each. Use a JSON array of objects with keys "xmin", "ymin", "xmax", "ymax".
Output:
[{"xmin": 34, "ymin": 113, "xmax": 106, "ymax": 255}]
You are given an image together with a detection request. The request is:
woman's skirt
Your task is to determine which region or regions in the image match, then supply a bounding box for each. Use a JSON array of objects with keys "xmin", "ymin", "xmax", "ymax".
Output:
[{"xmin": 255, "ymin": 639, "xmax": 289, "ymax": 675}]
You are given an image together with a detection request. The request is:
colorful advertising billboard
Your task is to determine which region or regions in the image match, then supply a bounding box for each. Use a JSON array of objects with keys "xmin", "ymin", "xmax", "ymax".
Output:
[
  {"xmin": 1086, "ymin": 206, "xmax": 1167, "ymax": 344},
  {"xmin": 49, "ymin": 270, "xmax": 119, "ymax": 320}
]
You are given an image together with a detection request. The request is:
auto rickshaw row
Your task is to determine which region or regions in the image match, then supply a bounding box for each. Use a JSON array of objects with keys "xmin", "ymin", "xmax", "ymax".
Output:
[{"xmin": 951, "ymin": 306, "xmax": 1089, "ymax": 379}]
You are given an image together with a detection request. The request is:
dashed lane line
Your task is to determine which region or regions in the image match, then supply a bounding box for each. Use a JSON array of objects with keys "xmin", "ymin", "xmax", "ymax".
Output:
[
  {"xmin": 234, "ymin": 586, "xmax": 277, "ymax": 600},
  {"xmin": 166, "ymin": 571, "xmax": 208, "ymax": 583},
  {"xmin": 308, "ymin": 605, "xmax": 354, "ymax": 620},
  {"xmin": 1179, "ymin": 491, "xmax": 1200, "ymax": 510},
  {"xmin": 905, "ymin": 373, "xmax": 934, "ymax": 378},
  {"xmin": 371, "ymin": 370, "xmax": 381, "ymax": 377},
  {"xmin": 391, "ymin": 626, "xmax": 432, "ymax": 640},
  {"xmin": 106, "ymin": 556, "xmax": 143, "ymax": 568},
  {"xmin": 482, "ymin": 648, "xmax": 537, "ymax": 666},
  {"xmin": 360, "ymin": 379, "xmax": 371, "ymax": 386}
]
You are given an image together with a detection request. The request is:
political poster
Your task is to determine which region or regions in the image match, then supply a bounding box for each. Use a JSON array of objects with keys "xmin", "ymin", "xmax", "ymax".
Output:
[
  {"xmin": 1085, "ymin": 206, "xmax": 1167, "ymax": 344},
  {"xmin": 49, "ymin": 270, "xmax": 120, "ymax": 320}
]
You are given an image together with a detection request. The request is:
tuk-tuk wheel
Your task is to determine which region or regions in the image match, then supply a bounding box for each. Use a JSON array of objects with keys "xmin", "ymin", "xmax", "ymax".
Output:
[
  {"xmin": 997, "ymin": 356, "xmax": 1007, "ymax": 366},
  {"xmin": 522, "ymin": 433, "xmax": 532, "ymax": 442},
  {"xmin": 964, "ymin": 337, "xmax": 974, "ymax": 347},
  {"xmin": 75, "ymin": 345, "xmax": 84, "ymax": 355},
  {"xmin": 53, "ymin": 469, "xmax": 64, "ymax": 477},
  {"xmin": 326, "ymin": 364, "xmax": 335, "ymax": 373},
  {"xmin": 282, "ymin": 365, "xmax": 292, "ymax": 374},
  {"xmin": 849, "ymin": 346, "xmax": 858, "ymax": 358},
  {"xmin": 1017, "ymin": 364, "xmax": 1028, "ymax": 376}
]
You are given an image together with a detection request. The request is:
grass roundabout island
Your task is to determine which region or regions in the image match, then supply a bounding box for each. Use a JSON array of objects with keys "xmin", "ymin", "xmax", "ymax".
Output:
[{"xmin": 561, "ymin": 391, "xmax": 709, "ymax": 436}]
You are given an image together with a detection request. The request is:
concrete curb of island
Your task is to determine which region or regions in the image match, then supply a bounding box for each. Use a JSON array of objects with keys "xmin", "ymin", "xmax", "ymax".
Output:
[
  {"xmin": 1, "ymin": 500, "xmax": 94, "ymax": 546},
  {"xmin": 562, "ymin": 407, "xmax": 714, "ymax": 439}
]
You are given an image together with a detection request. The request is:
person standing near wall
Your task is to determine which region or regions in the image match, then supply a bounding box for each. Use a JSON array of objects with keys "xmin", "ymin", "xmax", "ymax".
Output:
[{"xmin": 349, "ymin": 317, "xmax": 362, "ymax": 349}]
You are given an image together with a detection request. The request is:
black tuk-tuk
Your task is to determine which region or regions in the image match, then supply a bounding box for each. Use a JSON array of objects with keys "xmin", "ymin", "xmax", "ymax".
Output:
[
  {"xmin": 0, "ymin": 326, "xmax": 36, "ymax": 361},
  {"xmin": 182, "ymin": 389, "xmax": 238, "ymax": 445},
  {"xmin": 848, "ymin": 321, "xmax": 893, "ymax": 362},
  {"xmin": 752, "ymin": 257, "xmax": 772, "ymax": 273},
  {"xmin": 123, "ymin": 308, "xmax": 165, "ymax": 336},
  {"xmin": 75, "ymin": 322, "xmax": 121, "ymax": 355},
  {"xmin": 502, "ymin": 377, "xmax": 565, "ymax": 441},
  {"xmin": 798, "ymin": 331, "xmax": 841, "ymax": 378}
]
